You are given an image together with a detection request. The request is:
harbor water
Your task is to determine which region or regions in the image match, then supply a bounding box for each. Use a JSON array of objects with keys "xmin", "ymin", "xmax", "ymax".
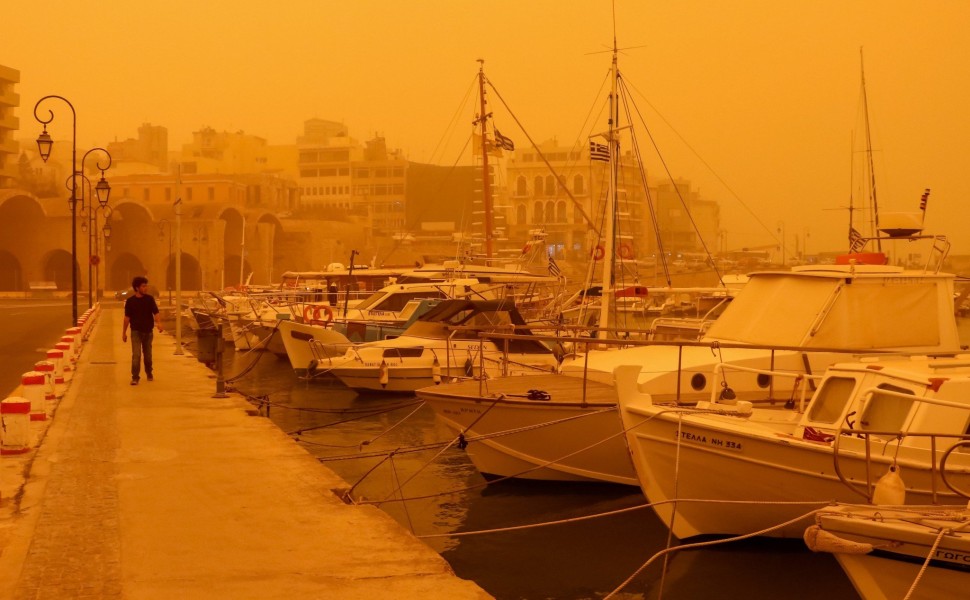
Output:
[{"xmin": 201, "ymin": 319, "xmax": 970, "ymax": 599}]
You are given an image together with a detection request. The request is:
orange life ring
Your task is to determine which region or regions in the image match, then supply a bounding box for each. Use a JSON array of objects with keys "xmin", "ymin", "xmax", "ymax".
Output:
[
  {"xmin": 311, "ymin": 304, "xmax": 334, "ymax": 326},
  {"xmin": 592, "ymin": 245, "xmax": 606, "ymax": 261},
  {"xmin": 619, "ymin": 244, "xmax": 634, "ymax": 260},
  {"xmin": 302, "ymin": 304, "xmax": 314, "ymax": 323}
]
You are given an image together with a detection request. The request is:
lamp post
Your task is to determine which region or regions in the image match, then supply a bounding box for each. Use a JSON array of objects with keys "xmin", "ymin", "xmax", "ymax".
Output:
[
  {"xmin": 34, "ymin": 95, "xmax": 78, "ymax": 322},
  {"xmin": 158, "ymin": 219, "xmax": 173, "ymax": 305},
  {"xmin": 192, "ymin": 225, "xmax": 208, "ymax": 291},
  {"xmin": 64, "ymin": 172, "xmax": 111, "ymax": 308},
  {"xmin": 776, "ymin": 221, "xmax": 787, "ymax": 267},
  {"xmin": 79, "ymin": 148, "xmax": 111, "ymax": 307}
]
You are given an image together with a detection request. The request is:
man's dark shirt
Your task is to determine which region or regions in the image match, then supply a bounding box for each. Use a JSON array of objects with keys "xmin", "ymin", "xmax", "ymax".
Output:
[{"xmin": 125, "ymin": 294, "xmax": 159, "ymax": 332}]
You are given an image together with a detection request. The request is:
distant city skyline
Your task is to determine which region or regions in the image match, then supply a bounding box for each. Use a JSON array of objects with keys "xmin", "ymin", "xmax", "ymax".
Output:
[{"xmin": 5, "ymin": 0, "xmax": 970, "ymax": 257}]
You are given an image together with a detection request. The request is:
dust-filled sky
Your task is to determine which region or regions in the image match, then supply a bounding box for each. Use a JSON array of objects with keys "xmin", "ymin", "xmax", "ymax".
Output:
[{"xmin": 5, "ymin": 1, "xmax": 970, "ymax": 255}]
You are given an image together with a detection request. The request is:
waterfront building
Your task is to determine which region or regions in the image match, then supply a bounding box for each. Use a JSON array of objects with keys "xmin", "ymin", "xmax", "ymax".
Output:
[{"xmin": 0, "ymin": 64, "xmax": 19, "ymax": 189}]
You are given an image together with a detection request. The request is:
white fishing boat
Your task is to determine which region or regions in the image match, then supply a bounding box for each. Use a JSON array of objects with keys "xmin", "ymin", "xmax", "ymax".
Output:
[
  {"xmin": 806, "ymin": 504, "xmax": 970, "ymax": 600},
  {"xmin": 615, "ymin": 351, "xmax": 970, "ymax": 540},
  {"xmin": 327, "ymin": 299, "xmax": 560, "ymax": 393}
]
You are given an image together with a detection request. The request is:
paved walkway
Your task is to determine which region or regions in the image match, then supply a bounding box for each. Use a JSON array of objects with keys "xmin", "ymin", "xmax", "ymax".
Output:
[{"xmin": 0, "ymin": 308, "xmax": 489, "ymax": 599}]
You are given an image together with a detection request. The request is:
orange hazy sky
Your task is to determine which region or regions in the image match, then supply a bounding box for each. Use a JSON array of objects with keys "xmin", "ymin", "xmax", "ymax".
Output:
[{"xmin": 5, "ymin": 1, "xmax": 970, "ymax": 256}]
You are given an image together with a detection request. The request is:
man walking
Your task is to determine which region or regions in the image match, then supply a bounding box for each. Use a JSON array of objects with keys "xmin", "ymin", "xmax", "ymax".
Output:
[{"xmin": 122, "ymin": 276, "xmax": 163, "ymax": 385}]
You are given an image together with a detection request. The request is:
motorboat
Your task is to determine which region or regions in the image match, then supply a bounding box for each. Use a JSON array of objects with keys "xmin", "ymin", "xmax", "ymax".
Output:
[
  {"xmin": 326, "ymin": 299, "xmax": 560, "ymax": 393},
  {"xmin": 615, "ymin": 354, "xmax": 970, "ymax": 539},
  {"xmin": 419, "ymin": 256, "xmax": 962, "ymax": 485},
  {"xmin": 806, "ymin": 504, "xmax": 970, "ymax": 600}
]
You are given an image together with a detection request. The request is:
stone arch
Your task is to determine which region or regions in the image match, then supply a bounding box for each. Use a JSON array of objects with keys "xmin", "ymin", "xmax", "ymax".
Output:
[
  {"xmin": 41, "ymin": 249, "xmax": 80, "ymax": 291},
  {"xmin": 533, "ymin": 201, "xmax": 543, "ymax": 223},
  {"xmin": 516, "ymin": 204, "xmax": 527, "ymax": 225},
  {"xmin": 0, "ymin": 250, "xmax": 23, "ymax": 291},
  {"xmin": 164, "ymin": 253, "xmax": 203, "ymax": 291},
  {"xmin": 224, "ymin": 255, "xmax": 253, "ymax": 288},
  {"xmin": 556, "ymin": 201, "xmax": 567, "ymax": 223},
  {"xmin": 256, "ymin": 212, "xmax": 285, "ymax": 283},
  {"xmin": 219, "ymin": 206, "xmax": 245, "ymax": 286},
  {"xmin": 533, "ymin": 176, "xmax": 543, "ymax": 197},
  {"xmin": 108, "ymin": 252, "xmax": 147, "ymax": 291},
  {"xmin": 545, "ymin": 175, "xmax": 556, "ymax": 196},
  {"xmin": 545, "ymin": 201, "xmax": 555, "ymax": 223}
]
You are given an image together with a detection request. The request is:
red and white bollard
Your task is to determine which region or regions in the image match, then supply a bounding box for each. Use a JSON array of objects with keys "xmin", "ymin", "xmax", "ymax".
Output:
[
  {"xmin": 20, "ymin": 372, "xmax": 47, "ymax": 421},
  {"xmin": 1, "ymin": 397, "xmax": 31, "ymax": 455},
  {"xmin": 61, "ymin": 333, "xmax": 79, "ymax": 359},
  {"xmin": 45, "ymin": 349, "xmax": 65, "ymax": 383},
  {"xmin": 54, "ymin": 342, "xmax": 73, "ymax": 372},
  {"xmin": 33, "ymin": 361, "xmax": 57, "ymax": 400}
]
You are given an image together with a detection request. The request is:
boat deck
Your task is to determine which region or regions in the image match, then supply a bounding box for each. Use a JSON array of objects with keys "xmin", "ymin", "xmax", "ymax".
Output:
[{"xmin": 418, "ymin": 374, "xmax": 617, "ymax": 406}]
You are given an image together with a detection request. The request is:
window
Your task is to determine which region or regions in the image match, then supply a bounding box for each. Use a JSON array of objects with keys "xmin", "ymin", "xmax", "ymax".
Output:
[
  {"xmin": 355, "ymin": 169, "xmax": 370, "ymax": 178},
  {"xmin": 574, "ymin": 174, "xmax": 584, "ymax": 194},
  {"xmin": 534, "ymin": 176, "xmax": 544, "ymax": 197},
  {"xmin": 208, "ymin": 187, "xmax": 215, "ymax": 201},
  {"xmin": 808, "ymin": 377, "xmax": 857, "ymax": 424},
  {"xmin": 556, "ymin": 201, "xmax": 566, "ymax": 223},
  {"xmin": 516, "ymin": 176, "xmax": 527, "ymax": 196},
  {"xmin": 517, "ymin": 204, "xmax": 527, "ymax": 225},
  {"xmin": 533, "ymin": 201, "xmax": 543, "ymax": 223},
  {"xmin": 546, "ymin": 175, "xmax": 556, "ymax": 195},
  {"xmin": 545, "ymin": 201, "xmax": 555, "ymax": 222},
  {"xmin": 860, "ymin": 383, "xmax": 915, "ymax": 433}
]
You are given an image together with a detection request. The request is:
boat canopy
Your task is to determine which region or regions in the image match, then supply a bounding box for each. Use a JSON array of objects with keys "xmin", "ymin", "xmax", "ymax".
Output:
[{"xmin": 703, "ymin": 268, "xmax": 959, "ymax": 350}]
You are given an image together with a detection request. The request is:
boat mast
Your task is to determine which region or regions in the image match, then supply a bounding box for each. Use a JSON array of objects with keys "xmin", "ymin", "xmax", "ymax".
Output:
[
  {"xmin": 597, "ymin": 40, "xmax": 620, "ymax": 338},
  {"xmin": 860, "ymin": 49, "xmax": 882, "ymax": 251},
  {"xmin": 477, "ymin": 59, "xmax": 494, "ymax": 260}
]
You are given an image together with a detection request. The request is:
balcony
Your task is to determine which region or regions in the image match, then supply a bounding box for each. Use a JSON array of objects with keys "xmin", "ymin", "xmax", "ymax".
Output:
[
  {"xmin": 0, "ymin": 113, "xmax": 18, "ymax": 131},
  {"xmin": 0, "ymin": 88, "xmax": 19, "ymax": 108}
]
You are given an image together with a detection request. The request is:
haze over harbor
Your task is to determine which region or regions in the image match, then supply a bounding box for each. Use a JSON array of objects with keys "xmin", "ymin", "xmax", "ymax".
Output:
[{"xmin": 4, "ymin": 0, "xmax": 970, "ymax": 255}]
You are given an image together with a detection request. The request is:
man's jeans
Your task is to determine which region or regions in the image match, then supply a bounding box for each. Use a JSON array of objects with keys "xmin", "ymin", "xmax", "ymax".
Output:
[{"xmin": 131, "ymin": 330, "xmax": 154, "ymax": 380}]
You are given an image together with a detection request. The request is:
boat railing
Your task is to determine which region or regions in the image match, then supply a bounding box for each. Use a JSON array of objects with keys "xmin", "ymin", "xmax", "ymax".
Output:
[
  {"xmin": 832, "ymin": 428, "xmax": 970, "ymax": 504},
  {"xmin": 708, "ymin": 362, "xmax": 824, "ymax": 412}
]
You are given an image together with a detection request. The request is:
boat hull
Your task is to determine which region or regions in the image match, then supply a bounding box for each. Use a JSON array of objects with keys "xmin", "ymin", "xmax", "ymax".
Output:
[{"xmin": 419, "ymin": 375, "xmax": 637, "ymax": 485}]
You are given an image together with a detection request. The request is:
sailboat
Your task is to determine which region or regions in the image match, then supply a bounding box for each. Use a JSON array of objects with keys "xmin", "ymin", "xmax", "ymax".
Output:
[{"xmin": 417, "ymin": 45, "xmax": 963, "ymax": 487}]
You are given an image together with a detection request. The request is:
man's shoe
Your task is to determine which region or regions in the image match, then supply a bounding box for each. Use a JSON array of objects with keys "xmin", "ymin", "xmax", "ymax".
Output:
[
  {"xmin": 130, "ymin": 378, "xmax": 139, "ymax": 386},
  {"xmin": 147, "ymin": 374, "xmax": 154, "ymax": 382}
]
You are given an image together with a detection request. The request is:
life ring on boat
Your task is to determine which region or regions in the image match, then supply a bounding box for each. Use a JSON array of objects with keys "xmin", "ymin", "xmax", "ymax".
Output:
[
  {"xmin": 310, "ymin": 305, "xmax": 334, "ymax": 326},
  {"xmin": 618, "ymin": 244, "xmax": 634, "ymax": 260},
  {"xmin": 592, "ymin": 244, "xmax": 606, "ymax": 261}
]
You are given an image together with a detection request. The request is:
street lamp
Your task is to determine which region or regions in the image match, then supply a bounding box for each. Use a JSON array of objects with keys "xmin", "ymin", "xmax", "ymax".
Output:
[
  {"xmin": 34, "ymin": 95, "xmax": 78, "ymax": 322},
  {"xmin": 80, "ymin": 147, "xmax": 112, "ymax": 308},
  {"xmin": 158, "ymin": 219, "xmax": 173, "ymax": 304},
  {"xmin": 776, "ymin": 221, "xmax": 787, "ymax": 267},
  {"xmin": 67, "ymin": 171, "xmax": 113, "ymax": 304}
]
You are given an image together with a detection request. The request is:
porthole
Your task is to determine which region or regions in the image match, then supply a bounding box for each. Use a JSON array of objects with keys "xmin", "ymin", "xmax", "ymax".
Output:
[
  {"xmin": 690, "ymin": 373, "xmax": 707, "ymax": 391},
  {"xmin": 757, "ymin": 374, "xmax": 772, "ymax": 388}
]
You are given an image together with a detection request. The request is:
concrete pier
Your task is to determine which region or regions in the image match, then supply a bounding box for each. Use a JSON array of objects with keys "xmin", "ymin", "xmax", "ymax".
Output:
[{"xmin": 0, "ymin": 308, "xmax": 489, "ymax": 599}]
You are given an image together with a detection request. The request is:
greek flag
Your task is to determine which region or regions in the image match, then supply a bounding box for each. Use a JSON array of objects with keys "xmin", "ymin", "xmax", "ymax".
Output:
[
  {"xmin": 494, "ymin": 128, "xmax": 515, "ymax": 151},
  {"xmin": 919, "ymin": 188, "xmax": 930, "ymax": 212},
  {"xmin": 589, "ymin": 141, "xmax": 610, "ymax": 162},
  {"xmin": 848, "ymin": 227, "xmax": 866, "ymax": 253},
  {"xmin": 548, "ymin": 255, "xmax": 563, "ymax": 278}
]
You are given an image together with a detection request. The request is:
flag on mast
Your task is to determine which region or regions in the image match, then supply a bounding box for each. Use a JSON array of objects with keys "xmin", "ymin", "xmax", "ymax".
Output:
[
  {"xmin": 848, "ymin": 227, "xmax": 866, "ymax": 253},
  {"xmin": 919, "ymin": 188, "xmax": 930, "ymax": 212},
  {"xmin": 589, "ymin": 140, "xmax": 610, "ymax": 162},
  {"xmin": 494, "ymin": 128, "xmax": 515, "ymax": 151}
]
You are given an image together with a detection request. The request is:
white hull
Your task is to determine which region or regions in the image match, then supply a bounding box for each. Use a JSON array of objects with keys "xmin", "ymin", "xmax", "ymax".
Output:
[
  {"xmin": 814, "ymin": 507, "xmax": 970, "ymax": 600},
  {"xmin": 419, "ymin": 375, "xmax": 636, "ymax": 485},
  {"xmin": 620, "ymin": 400, "xmax": 970, "ymax": 539},
  {"xmin": 278, "ymin": 320, "xmax": 351, "ymax": 374}
]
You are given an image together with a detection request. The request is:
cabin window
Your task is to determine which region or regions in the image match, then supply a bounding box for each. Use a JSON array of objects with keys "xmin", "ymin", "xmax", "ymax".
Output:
[
  {"xmin": 372, "ymin": 291, "xmax": 446, "ymax": 313},
  {"xmin": 859, "ymin": 383, "xmax": 915, "ymax": 433},
  {"xmin": 382, "ymin": 347, "xmax": 424, "ymax": 359},
  {"xmin": 808, "ymin": 376, "xmax": 857, "ymax": 423}
]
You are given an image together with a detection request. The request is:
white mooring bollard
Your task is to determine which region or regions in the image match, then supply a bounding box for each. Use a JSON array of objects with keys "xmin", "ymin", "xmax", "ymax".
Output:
[
  {"xmin": 21, "ymin": 372, "xmax": 47, "ymax": 421},
  {"xmin": 55, "ymin": 342, "xmax": 73, "ymax": 372},
  {"xmin": 1, "ymin": 397, "xmax": 31, "ymax": 455},
  {"xmin": 45, "ymin": 349, "xmax": 65, "ymax": 383},
  {"xmin": 33, "ymin": 360, "xmax": 57, "ymax": 400},
  {"xmin": 61, "ymin": 334, "xmax": 78, "ymax": 360}
]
